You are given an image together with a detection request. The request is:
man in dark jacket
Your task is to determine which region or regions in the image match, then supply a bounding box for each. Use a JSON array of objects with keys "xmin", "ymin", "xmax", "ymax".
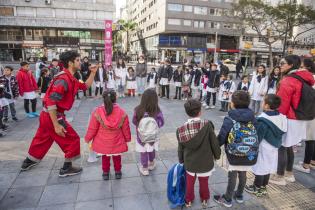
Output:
[
  {"xmin": 236, "ymin": 60, "xmax": 243, "ymax": 79},
  {"xmin": 80, "ymin": 57, "xmax": 92, "ymax": 97},
  {"xmin": 177, "ymin": 99, "xmax": 221, "ymax": 208},
  {"xmin": 219, "ymin": 61, "xmax": 230, "ymax": 76},
  {"xmin": 159, "ymin": 59, "xmax": 173, "ymax": 99}
]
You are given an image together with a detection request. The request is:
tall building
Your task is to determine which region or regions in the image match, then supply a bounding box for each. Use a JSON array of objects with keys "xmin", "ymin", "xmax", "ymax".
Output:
[
  {"xmin": 0, "ymin": 0, "xmax": 115, "ymax": 62},
  {"xmin": 125, "ymin": 0, "xmax": 242, "ymax": 63}
]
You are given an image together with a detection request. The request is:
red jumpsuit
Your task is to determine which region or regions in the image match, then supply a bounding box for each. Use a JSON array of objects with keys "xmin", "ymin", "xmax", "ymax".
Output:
[{"xmin": 28, "ymin": 69, "xmax": 87, "ymax": 162}]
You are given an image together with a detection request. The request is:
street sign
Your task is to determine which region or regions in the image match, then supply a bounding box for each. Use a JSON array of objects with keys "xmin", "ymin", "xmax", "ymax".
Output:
[
  {"xmin": 244, "ymin": 42, "xmax": 253, "ymax": 49},
  {"xmin": 311, "ymin": 49, "xmax": 315, "ymax": 55}
]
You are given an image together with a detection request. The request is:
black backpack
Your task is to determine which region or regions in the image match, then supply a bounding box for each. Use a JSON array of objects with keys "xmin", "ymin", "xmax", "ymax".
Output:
[{"xmin": 288, "ymin": 74, "xmax": 315, "ymax": 120}]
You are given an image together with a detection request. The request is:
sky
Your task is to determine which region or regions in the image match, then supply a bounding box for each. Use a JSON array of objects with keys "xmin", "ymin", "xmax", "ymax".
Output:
[{"xmin": 115, "ymin": 0, "xmax": 126, "ymax": 18}]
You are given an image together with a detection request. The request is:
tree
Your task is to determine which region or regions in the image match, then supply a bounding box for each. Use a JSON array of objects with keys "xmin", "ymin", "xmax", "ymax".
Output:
[
  {"xmin": 233, "ymin": 0, "xmax": 315, "ymax": 69},
  {"xmin": 117, "ymin": 19, "xmax": 137, "ymax": 53}
]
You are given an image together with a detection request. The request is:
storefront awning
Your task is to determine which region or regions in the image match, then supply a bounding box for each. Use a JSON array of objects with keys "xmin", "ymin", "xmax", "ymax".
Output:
[{"xmin": 207, "ymin": 48, "xmax": 240, "ymax": 53}]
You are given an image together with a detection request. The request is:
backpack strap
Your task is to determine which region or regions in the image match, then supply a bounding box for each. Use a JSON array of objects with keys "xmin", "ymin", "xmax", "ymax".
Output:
[{"xmin": 287, "ymin": 74, "xmax": 306, "ymax": 84}]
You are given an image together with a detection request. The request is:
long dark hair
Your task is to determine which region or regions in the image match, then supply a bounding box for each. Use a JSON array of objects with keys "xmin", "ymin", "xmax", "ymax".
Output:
[
  {"xmin": 116, "ymin": 58, "xmax": 126, "ymax": 68},
  {"xmin": 256, "ymin": 64, "xmax": 267, "ymax": 77},
  {"xmin": 135, "ymin": 88, "xmax": 161, "ymax": 123},
  {"xmin": 102, "ymin": 90, "xmax": 116, "ymax": 115},
  {"xmin": 269, "ymin": 66, "xmax": 280, "ymax": 84},
  {"xmin": 302, "ymin": 58, "xmax": 315, "ymax": 74}
]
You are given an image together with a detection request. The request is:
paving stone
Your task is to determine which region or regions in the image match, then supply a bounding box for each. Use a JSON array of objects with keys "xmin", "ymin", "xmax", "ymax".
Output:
[
  {"xmin": 148, "ymin": 191, "xmax": 181, "ymax": 210},
  {"xmin": 137, "ymin": 160, "xmax": 168, "ymax": 175},
  {"xmin": 36, "ymin": 203, "xmax": 75, "ymax": 210},
  {"xmin": 112, "ymin": 177, "xmax": 146, "ymax": 197},
  {"xmin": 38, "ymin": 183, "xmax": 79, "ymax": 206},
  {"xmin": 113, "ymin": 194, "xmax": 152, "ymax": 210},
  {"xmin": 12, "ymin": 171, "xmax": 50, "ymax": 188},
  {"xmin": 75, "ymin": 199, "xmax": 113, "ymax": 210},
  {"xmin": 79, "ymin": 165, "xmax": 103, "ymax": 182},
  {"xmin": 121, "ymin": 163, "xmax": 140, "ymax": 178},
  {"xmin": 47, "ymin": 170, "xmax": 81, "ymax": 186},
  {"xmin": 0, "ymin": 172, "xmax": 18, "ymax": 188},
  {"xmin": 77, "ymin": 180, "xmax": 112, "ymax": 202},
  {"xmin": 0, "ymin": 188, "xmax": 8, "ymax": 202},
  {"xmin": 142, "ymin": 174, "xmax": 167, "ymax": 193},
  {"xmin": 209, "ymin": 167, "xmax": 228, "ymax": 184},
  {"xmin": 0, "ymin": 160, "xmax": 23, "ymax": 173},
  {"xmin": 0, "ymin": 186, "xmax": 43, "ymax": 209}
]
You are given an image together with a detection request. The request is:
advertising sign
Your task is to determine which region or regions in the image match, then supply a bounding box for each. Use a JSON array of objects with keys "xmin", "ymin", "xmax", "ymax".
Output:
[{"xmin": 104, "ymin": 20, "xmax": 113, "ymax": 66}]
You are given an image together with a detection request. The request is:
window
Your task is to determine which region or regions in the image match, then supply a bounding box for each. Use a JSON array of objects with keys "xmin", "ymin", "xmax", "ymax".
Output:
[
  {"xmin": 209, "ymin": 8, "xmax": 215, "ymax": 15},
  {"xmin": 96, "ymin": 11, "xmax": 112, "ymax": 20},
  {"xmin": 17, "ymin": 7, "xmax": 33, "ymax": 17},
  {"xmin": 0, "ymin": 7, "xmax": 14, "ymax": 16},
  {"xmin": 194, "ymin": 6, "xmax": 207, "ymax": 15},
  {"xmin": 168, "ymin": 4, "xmax": 182, "ymax": 12},
  {"xmin": 168, "ymin": 18, "xmax": 181, "ymax": 25},
  {"xmin": 242, "ymin": 36, "xmax": 253, "ymax": 41},
  {"xmin": 194, "ymin": 21, "xmax": 205, "ymax": 28},
  {"xmin": 258, "ymin": 37, "xmax": 265, "ymax": 42},
  {"xmin": 55, "ymin": 9, "xmax": 73, "ymax": 18},
  {"xmin": 183, "ymin": 5, "xmax": 193, "ymax": 12},
  {"xmin": 209, "ymin": 22, "xmax": 219, "ymax": 29},
  {"xmin": 223, "ymin": 23, "xmax": 232, "ymax": 29},
  {"xmin": 77, "ymin": 10, "xmax": 93, "ymax": 19},
  {"xmin": 36, "ymin": 8, "xmax": 53, "ymax": 17},
  {"xmin": 183, "ymin": 20, "xmax": 191, "ymax": 26}
]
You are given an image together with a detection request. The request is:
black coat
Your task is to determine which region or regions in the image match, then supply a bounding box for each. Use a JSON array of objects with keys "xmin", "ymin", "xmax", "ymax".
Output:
[
  {"xmin": 94, "ymin": 68, "xmax": 107, "ymax": 82},
  {"xmin": 80, "ymin": 62, "xmax": 90, "ymax": 81},
  {"xmin": 202, "ymin": 68, "xmax": 220, "ymax": 88},
  {"xmin": 160, "ymin": 65, "xmax": 173, "ymax": 81},
  {"xmin": 147, "ymin": 72, "xmax": 158, "ymax": 84},
  {"xmin": 220, "ymin": 64, "xmax": 230, "ymax": 76},
  {"xmin": 173, "ymin": 70, "xmax": 183, "ymax": 83},
  {"xmin": 190, "ymin": 69, "xmax": 201, "ymax": 86}
]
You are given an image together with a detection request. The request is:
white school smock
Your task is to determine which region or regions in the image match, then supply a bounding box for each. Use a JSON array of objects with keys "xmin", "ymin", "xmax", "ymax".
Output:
[
  {"xmin": 249, "ymin": 72, "xmax": 268, "ymax": 101},
  {"xmin": 282, "ymin": 119, "xmax": 307, "ymax": 147}
]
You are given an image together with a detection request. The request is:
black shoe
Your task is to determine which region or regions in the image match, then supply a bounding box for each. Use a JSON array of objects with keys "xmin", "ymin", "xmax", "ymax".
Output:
[
  {"xmin": 1, "ymin": 124, "xmax": 8, "ymax": 131},
  {"xmin": 21, "ymin": 157, "xmax": 38, "ymax": 171},
  {"xmin": 59, "ymin": 166, "xmax": 82, "ymax": 177},
  {"xmin": 3, "ymin": 118, "xmax": 8, "ymax": 123},
  {"xmin": 12, "ymin": 117, "xmax": 18, "ymax": 122},
  {"xmin": 115, "ymin": 171, "xmax": 122, "ymax": 179},
  {"xmin": 102, "ymin": 172, "xmax": 110, "ymax": 180}
]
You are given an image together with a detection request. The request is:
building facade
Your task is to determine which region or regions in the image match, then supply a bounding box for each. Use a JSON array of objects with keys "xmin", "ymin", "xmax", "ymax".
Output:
[{"xmin": 0, "ymin": 0, "xmax": 115, "ymax": 62}]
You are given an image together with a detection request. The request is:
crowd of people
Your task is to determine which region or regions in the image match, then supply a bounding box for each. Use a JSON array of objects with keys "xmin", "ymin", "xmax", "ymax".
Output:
[{"xmin": 1, "ymin": 51, "xmax": 314, "ymax": 208}]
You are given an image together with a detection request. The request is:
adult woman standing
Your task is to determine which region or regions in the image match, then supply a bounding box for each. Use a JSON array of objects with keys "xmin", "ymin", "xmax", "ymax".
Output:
[
  {"xmin": 136, "ymin": 55, "xmax": 147, "ymax": 96},
  {"xmin": 115, "ymin": 58, "xmax": 128, "ymax": 98},
  {"xmin": 270, "ymin": 55, "xmax": 315, "ymax": 185}
]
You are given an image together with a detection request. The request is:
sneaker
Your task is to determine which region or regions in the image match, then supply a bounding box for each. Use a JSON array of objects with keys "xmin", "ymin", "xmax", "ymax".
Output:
[
  {"xmin": 233, "ymin": 194, "xmax": 244, "ymax": 204},
  {"xmin": 269, "ymin": 174, "xmax": 286, "ymax": 186},
  {"xmin": 148, "ymin": 161, "xmax": 156, "ymax": 171},
  {"xmin": 205, "ymin": 106, "xmax": 210, "ymax": 110},
  {"xmin": 201, "ymin": 200, "xmax": 208, "ymax": 209},
  {"xmin": 284, "ymin": 172, "xmax": 295, "ymax": 183},
  {"xmin": 139, "ymin": 167, "xmax": 149, "ymax": 176},
  {"xmin": 202, "ymin": 103, "xmax": 207, "ymax": 107},
  {"xmin": 12, "ymin": 117, "xmax": 18, "ymax": 122},
  {"xmin": 21, "ymin": 157, "xmax": 38, "ymax": 171},
  {"xmin": 213, "ymin": 195, "xmax": 232, "ymax": 208},
  {"xmin": 294, "ymin": 163, "xmax": 311, "ymax": 174},
  {"xmin": 59, "ymin": 166, "xmax": 82, "ymax": 177},
  {"xmin": 102, "ymin": 172, "xmax": 110, "ymax": 180},
  {"xmin": 115, "ymin": 171, "xmax": 122, "ymax": 179},
  {"xmin": 245, "ymin": 184, "xmax": 260, "ymax": 194},
  {"xmin": 1, "ymin": 125, "xmax": 8, "ymax": 131},
  {"xmin": 32, "ymin": 112, "xmax": 40, "ymax": 117},
  {"xmin": 299, "ymin": 161, "xmax": 315, "ymax": 169},
  {"xmin": 210, "ymin": 105, "xmax": 216, "ymax": 109},
  {"xmin": 27, "ymin": 113, "xmax": 36, "ymax": 118},
  {"xmin": 0, "ymin": 133, "xmax": 5, "ymax": 137},
  {"xmin": 260, "ymin": 186, "xmax": 268, "ymax": 195},
  {"xmin": 185, "ymin": 201, "xmax": 192, "ymax": 208},
  {"xmin": 3, "ymin": 118, "xmax": 8, "ymax": 123},
  {"xmin": 255, "ymin": 188, "xmax": 264, "ymax": 197}
]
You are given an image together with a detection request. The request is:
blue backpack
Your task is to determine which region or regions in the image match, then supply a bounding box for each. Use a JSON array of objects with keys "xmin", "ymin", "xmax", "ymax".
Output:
[{"xmin": 167, "ymin": 163, "xmax": 186, "ymax": 208}]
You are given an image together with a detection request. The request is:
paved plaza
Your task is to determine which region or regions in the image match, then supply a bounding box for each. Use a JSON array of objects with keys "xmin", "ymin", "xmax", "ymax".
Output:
[{"xmin": 0, "ymin": 94, "xmax": 314, "ymax": 210}]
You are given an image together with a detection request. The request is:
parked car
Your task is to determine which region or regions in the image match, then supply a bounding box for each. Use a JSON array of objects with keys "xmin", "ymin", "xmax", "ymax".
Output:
[{"xmin": 223, "ymin": 59, "xmax": 236, "ymax": 72}]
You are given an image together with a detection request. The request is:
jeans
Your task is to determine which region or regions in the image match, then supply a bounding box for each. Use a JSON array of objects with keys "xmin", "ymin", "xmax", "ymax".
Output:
[
  {"xmin": 225, "ymin": 171, "xmax": 247, "ymax": 201},
  {"xmin": 102, "ymin": 155, "xmax": 121, "ymax": 173},
  {"xmin": 136, "ymin": 77, "xmax": 146, "ymax": 94},
  {"xmin": 277, "ymin": 146, "xmax": 294, "ymax": 175},
  {"xmin": 206, "ymin": 92, "xmax": 216, "ymax": 106},
  {"xmin": 161, "ymin": 85, "xmax": 170, "ymax": 99},
  {"xmin": 254, "ymin": 174, "xmax": 270, "ymax": 188},
  {"xmin": 3, "ymin": 102, "xmax": 16, "ymax": 119},
  {"xmin": 220, "ymin": 101, "xmax": 229, "ymax": 112},
  {"xmin": 191, "ymin": 88, "xmax": 199, "ymax": 99},
  {"xmin": 304, "ymin": 141, "xmax": 315, "ymax": 164},
  {"xmin": 185, "ymin": 173, "xmax": 210, "ymax": 202},
  {"xmin": 174, "ymin": 87, "xmax": 182, "ymax": 99},
  {"xmin": 95, "ymin": 87, "xmax": 103, "ymax": 96},
  {"xmin": 140, "ymin": 151, "xmax": 155, "ymax": 168},
  {"xmin": 24, "ymin": 99, "xmax": 37, "ymax": 113},
  {"xmin": 251, "ymin": 100, "xmax": 261, "ymax": 115},
  {"xmin": 84, "ymin": 87, "xmax": 92, "ymax": 97}
]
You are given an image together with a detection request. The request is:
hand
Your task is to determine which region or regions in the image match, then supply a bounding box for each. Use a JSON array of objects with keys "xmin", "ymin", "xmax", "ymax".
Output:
[
  {"xmin": 54, "ymin": 123, "xmax": 67, "ymax": 137},
  {"xmin": 89, "ymin": 64, "xmax": 97, "ymax": 73}
]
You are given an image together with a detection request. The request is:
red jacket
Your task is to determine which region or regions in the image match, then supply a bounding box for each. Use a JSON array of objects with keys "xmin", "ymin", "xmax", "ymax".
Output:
[
  {"xmin": 85, "ymin": 104, "xmax": 131, "ymax": 155},
  {"xmin": 277, "ymin": 69, "xmax": 315, "ymax": 119},
  {"xmin": 16, "ymin": 68, "xmax": 38, "ymax": 96}
]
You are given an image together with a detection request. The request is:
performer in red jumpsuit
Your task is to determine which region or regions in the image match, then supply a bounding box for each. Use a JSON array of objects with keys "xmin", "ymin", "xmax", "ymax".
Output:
[{"xmin": 21, "ymin": 51, "xmax": 97, "ymax": 177}]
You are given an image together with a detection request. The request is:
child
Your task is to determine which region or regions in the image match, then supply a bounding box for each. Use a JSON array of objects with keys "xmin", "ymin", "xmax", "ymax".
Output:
[
  {"xmin": 173, "ymin": 66, "xmax": 183, "ymax": 100},
  {"xmin": 132, "ymin": 88, "xmax": 164, "ymax": 176},
  {"xmin": 0, "ymin": 84, "xmax": 11, "ymax": 132},
  {"xmin": 214, "ymin": 90, "xmax": 258, "ymax": 208},
  {"xmin": 219, "ymin": 75, "xmax": 236, "ymax": 112},
  {"xmin": 85, "ymin": 90, "xmax": 131, "ymax": 180},
  {"xmin": 0, "ymin": 66, "xmax": 19, "ymax": 122},
  {"xmin": 249, "ymin": 65, "xmax": 268, "ymax": 115},
  {"xmin": 237, "ymin": 75, "xmax": 250, "ymax": 92},
  {"xmin": 37, "ymin": 68, "xmax": 51, "ymax": 101},
  {"xmin": 182, "ymin": 68, "xmax": 191, "ymax": 101},
  {"xmin": 267, "ymin": 66, "xmax": 280, "ymax": 94},
  {"xmin": 94, "ymin": 62, "xmax": 107, "ymax": 97},
  {"xmin": 106, "ymin": 65, "xmax": 116, "ymax": 90},
  {"xmin": 126, "ymin": 67, "xmax": 137, "ymax": 97},
  {"xmin": 200, "ymin": 71, "xmax": 208, "ymax": 103},
  {"xmin": 115, "ymin": 58, "xmax": 127, "ymax": 98},
  {"xmin": 49, "ymin": 58, "xmax": 60, "ymax": 79},
  {"xmin": 245, "ymin": 94, "xmax": 287, "ymax": 196},
  {"xmin": 177, "ymin": 99, "xmax": 221, "ymax": 208},
  {"xmin": 147, "ymin": 67, "xmax": 158, "ymax": 89},
  {"xmin": 203, "ymin": 63, "xmax": 220, "ymax": 109},
  {"xmin": 190, "ymin": 65, "xmax": 201, "ymax": 100},
  {"xmin": 16, "ymin": 61, "xmax": 39, "ymax": 118}
]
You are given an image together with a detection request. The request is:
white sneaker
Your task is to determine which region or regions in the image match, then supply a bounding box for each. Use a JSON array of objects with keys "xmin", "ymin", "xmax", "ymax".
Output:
[
  {"xmin": 299, "ymin": 161, "xmax": 315, "ymax": 169},
  {"xmin": 269, "ymin": 174, "xmax": 286, "ymax": 186},
  {"xmin": 148, "ymin": 161, "xmax": 156, "ymax": 171},
  {"xmin": 294, "ymin": 163, "xmax": 310, "ymax": 174},
  {"xmin": 139, "ymin": 167, "xmax": 149, "ymax": 176},
  {"xmin": 284, "ymin": 173, "xmax": 296, "ymax": 183},
  {"xmin": 210, "ymin": 105, "xmax": 216, "ymax": 109},
  {"xmin": 205, "ymin": 106, "xmax": 210, "ymax": 110},
  {"xmin": 202, "ymin": 103, "xmax": 207, "ymax": 107}
]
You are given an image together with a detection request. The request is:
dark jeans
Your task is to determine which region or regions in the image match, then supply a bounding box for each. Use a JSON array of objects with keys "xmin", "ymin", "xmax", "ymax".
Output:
[
  {"xmin": 174, "ymin": 87, "xmax": 181, "ymax": 99},
  {"xmin": 220, "ymin": 101, "xmax": 229, "ymax": 111},
  {"xmin": 254, "ymin": 174, "xmax": 270, "ymax": 188},
  {"xmin": 277, "ymin": 146, "xmax": 294, "ymax": 175},
  {"xmin": 161, "ymin": 85, "xmax": 170, "ymax": 99},
  {"xmin": 24, "ymin": 99, "xmax": 37, "ymax": 113},
  {"xmin": 304, "ymin": 141, "xmax": 315, "ymax": 164},
  {"xmin": 3, "ymin": 102, "xmax": 16, "ymax": 119},
  {"xmin": 236, "ymin": 70, "xmax": 241, "ymax": 79},
  {"xmin": 225, "ymin": 171, "xmax": 247, "ymax": 201},
  {"xmin": 206, "ymin": 92, "xmax": 216, "ymax": 106},
  {"xmin": 0, "ymin": 109, "xmax": 4, "ymax": 127},
  {"xmin": 84, "ymin": 87, "xmax": 92, "ymax": 97},
  {"xmin": 95, "ymin": 87, "xmax": 103, "ymax": 96}
]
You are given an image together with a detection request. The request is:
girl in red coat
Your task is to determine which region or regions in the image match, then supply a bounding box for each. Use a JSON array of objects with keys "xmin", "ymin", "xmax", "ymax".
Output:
[{"xmin": 85, "ymin": 90, "xmax": 131, "ymax": 180}]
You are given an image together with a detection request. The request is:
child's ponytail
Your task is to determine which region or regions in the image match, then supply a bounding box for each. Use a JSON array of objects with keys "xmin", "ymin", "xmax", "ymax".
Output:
[{"xmin": 102, "ymin": 90, "xmax": 116, "ymax": 115}]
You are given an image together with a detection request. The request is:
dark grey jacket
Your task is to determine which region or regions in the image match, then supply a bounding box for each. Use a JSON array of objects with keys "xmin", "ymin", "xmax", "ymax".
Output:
[{"xmin": 136, "ymin": 62, "xmax": 147, "ymax": 77}]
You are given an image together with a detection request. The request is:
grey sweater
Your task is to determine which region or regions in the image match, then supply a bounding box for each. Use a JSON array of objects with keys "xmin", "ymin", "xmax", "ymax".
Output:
[{"xmin": 136, "ymin": 63, "xmax": 147, "ymax": 77}]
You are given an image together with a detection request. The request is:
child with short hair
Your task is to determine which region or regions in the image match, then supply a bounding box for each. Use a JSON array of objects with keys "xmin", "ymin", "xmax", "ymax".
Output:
[
  {"xmin": 37, "ymin": 68, "xmax": 51, "ymax": 101},
  {"xmin": 182, "ymin": 68, "xmax": 191, "ymax": 101},
  {"xmin": 219, "ymin": 74, "xmax": 235, "ymax": 112},
  {"xmin": 173, "ymin": 66, "xmax": 183, "ymax": 100},
  {"xmin": 214, "ymin": 90, "xmax": 258, "ymax": 208},
  {"xmin": 245, "ymin": 94, "xmax": 287, "ymax": 197},
  {"xmin": 147, "ymin": 67, "xmax": 158, "ymax": 89},
  {"xmin": 106, "ymin": 65, "xmax": 116, "ymax": 90},
  {"xmin": 237, "ymin": 75, "xmax": 250, "ymax": 92},
  {"xmin": 85, "ymin": 90, "xmax": 131, "ymax": 180},
  {"xmin": 126, "ymin": 67, "xmax": 137, "ymax": 97},
  {"xmin": 177, "ymin": 99, "xmax": 221, "ymax": 208},
  {"xmin": 0, "ymin": 66, "xmax": 19, "ymax": 122}
]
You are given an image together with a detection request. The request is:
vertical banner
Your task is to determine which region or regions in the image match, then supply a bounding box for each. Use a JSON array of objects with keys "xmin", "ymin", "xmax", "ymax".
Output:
[{"xmin": 104, "ymin": 20, "xmax": 113, "ymax": 67}]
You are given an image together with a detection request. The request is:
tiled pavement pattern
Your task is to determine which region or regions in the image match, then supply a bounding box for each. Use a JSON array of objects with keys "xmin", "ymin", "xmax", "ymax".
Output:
[{"xmin": 0, "ymin": 92, "xmax": 314, "ymax": 210}]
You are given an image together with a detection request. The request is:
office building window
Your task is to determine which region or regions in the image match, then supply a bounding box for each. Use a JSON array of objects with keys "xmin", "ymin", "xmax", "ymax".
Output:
[
  {"xmin": 36, "ymin": 8, "xmax": 53, "ymax": 17},
  {"xmin": 168, "ymin": 4, "xmax": 182, "ymax": 12},
  {"xmin": 194, "ymin": 21, "xmax": 205, "ymax": 28},
  {"xmin": 55, "ymin": 9, "xmax": 73, "ymax": 18},
  {"xmin": 0, "ymin": 7, "xmax": 14, "ymax": 16},
  {"xmin": 223, "ymin": 23, "xmax": 232, "ymax": 29},
  {"xmin": 242, "ymin": 36, "xmax": 253, "ymax": 41},
  {"xmin": 17, "ymin": 7, "xmax": 33, "ymax": 17},
  {"xmin": 209, "ymin": 22, "xmax": 219, "ymax": 29},
  {"xmin": 168, "ymin": 18, "xmax": 181, "ymax": 25},
  {"xmin": 183, "ymin": 20, "xmax": 192, "ymax": 26},
  {"xmin": 194, "ymin": 6, "xmax": 207, "ymax": 15},
  {"xmin": 183, "ymin": 5, "xmax": 193, "ymax": 12}
]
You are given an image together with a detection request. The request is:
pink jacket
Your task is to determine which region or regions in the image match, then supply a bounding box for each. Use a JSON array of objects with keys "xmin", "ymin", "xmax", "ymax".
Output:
[{"xmin": 85, "ymin": 104, "xmax": 131, "ymax": 155}]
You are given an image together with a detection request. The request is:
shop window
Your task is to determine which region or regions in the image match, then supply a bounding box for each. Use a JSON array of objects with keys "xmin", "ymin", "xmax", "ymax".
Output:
[{"xmin": 0, "ymin": 7, "xmax": 14, "ymax": 16}]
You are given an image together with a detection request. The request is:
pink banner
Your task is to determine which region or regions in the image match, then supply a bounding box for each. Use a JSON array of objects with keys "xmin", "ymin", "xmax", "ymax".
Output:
[{"xmin": 104, "ymin": 20, "xmax": 113, "ymax": 67}]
